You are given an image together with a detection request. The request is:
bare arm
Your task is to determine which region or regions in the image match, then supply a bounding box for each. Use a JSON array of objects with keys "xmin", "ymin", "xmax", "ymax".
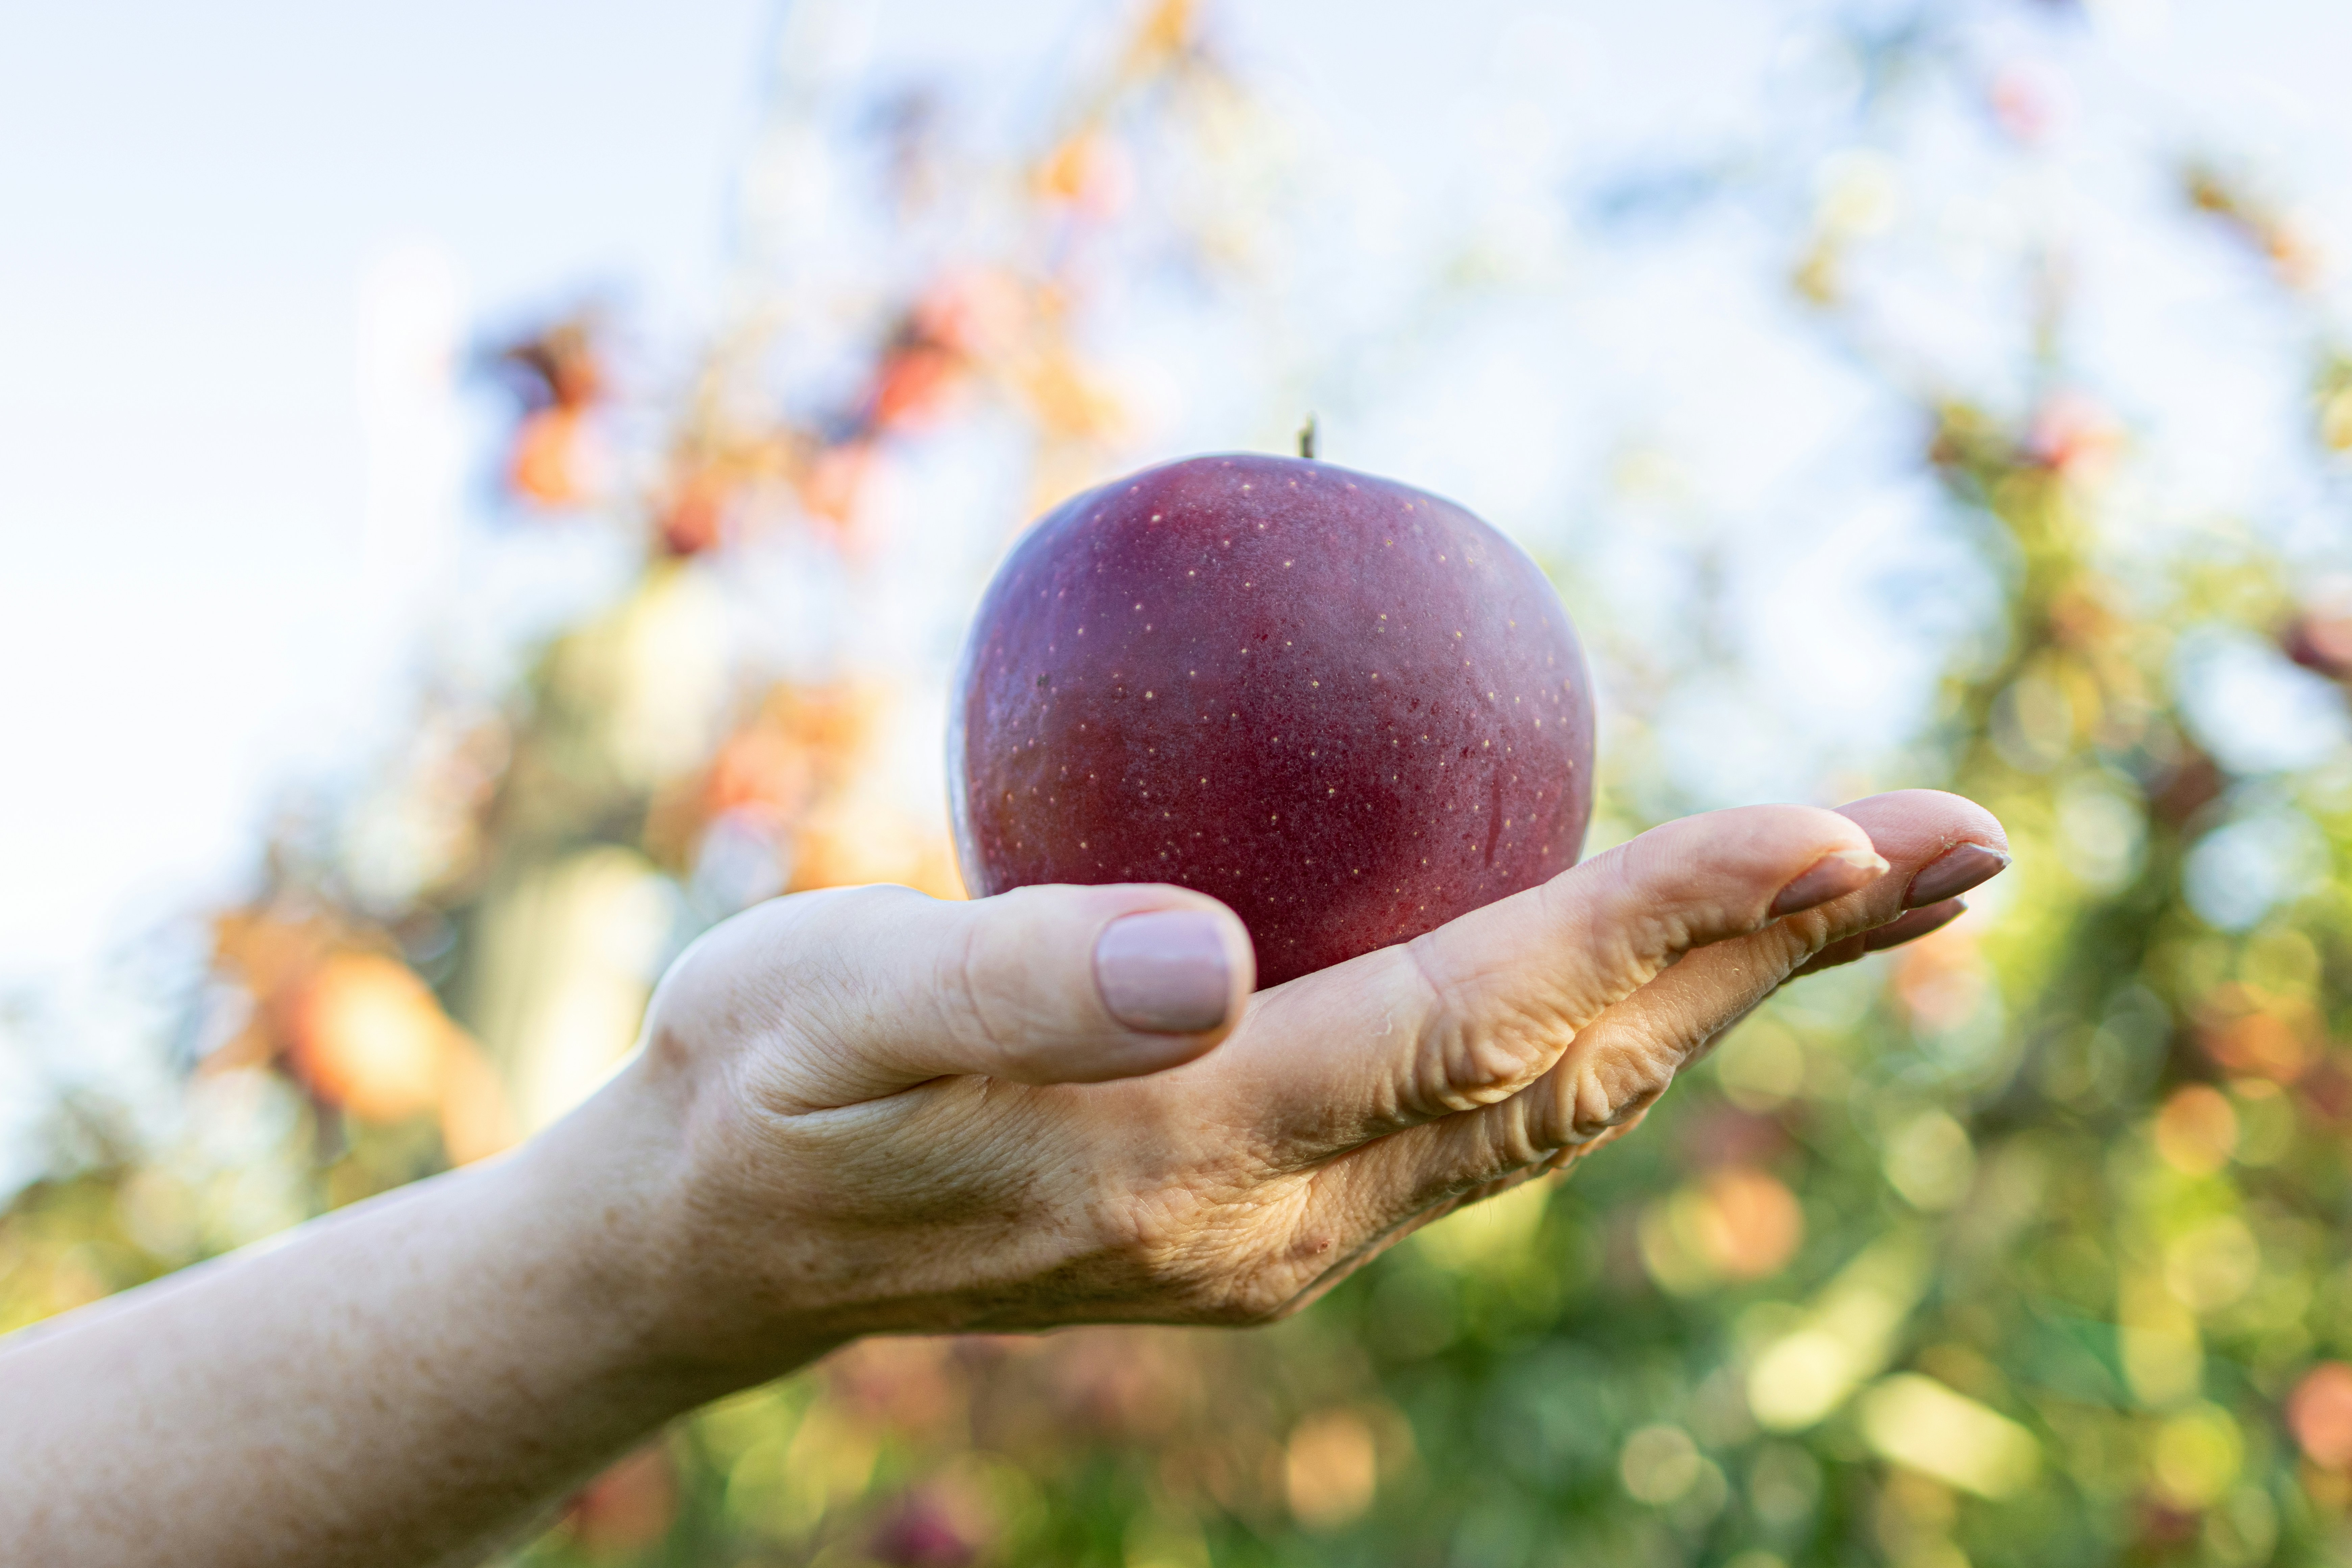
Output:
[
  {"xmin": 0, "ymin": 791, "xmax": 2007, "ymax": 1568},
  {"xmin": 0, "ymin": 1088, "xmax": 751, "ymax": 1567}
]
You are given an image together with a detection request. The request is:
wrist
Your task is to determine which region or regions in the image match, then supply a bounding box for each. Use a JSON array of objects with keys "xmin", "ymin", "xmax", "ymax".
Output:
[{"xmin": 514, "ymin": 1045, "xmax": 843, "ymax": 1395}]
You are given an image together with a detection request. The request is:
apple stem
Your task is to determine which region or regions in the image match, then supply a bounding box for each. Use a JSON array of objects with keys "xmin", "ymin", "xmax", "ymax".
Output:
[{"xmin": 1298, "ymin": 414, "xmax": 1317, "ymax": 461}]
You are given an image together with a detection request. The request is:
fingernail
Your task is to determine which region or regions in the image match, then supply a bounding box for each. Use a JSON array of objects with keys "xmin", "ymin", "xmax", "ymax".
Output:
[
  {"xmin": 1865, "ymin": 898, "xmax": 1966, "ymax": 952},
  {"xmin": 1095, "ymin": 911, "xmax": 1231, "ymax": 1034},
  {"xmin": 1770, "ymin": 846, "xmax": 1890, "ymax": 917},
  {"xmin": 1906, "ymin": 842, "xmax": 2011, "ymax": 908}
]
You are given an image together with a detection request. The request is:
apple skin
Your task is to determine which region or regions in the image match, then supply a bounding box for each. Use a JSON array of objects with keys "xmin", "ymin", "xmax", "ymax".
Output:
[{"xmin": 951, "ymin": 452, "xmax": 1594, "ymax": 988}]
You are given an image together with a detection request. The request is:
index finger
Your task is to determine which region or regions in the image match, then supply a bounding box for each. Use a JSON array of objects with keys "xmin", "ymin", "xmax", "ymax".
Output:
[
  {"xmin": 1185, "ymin": 801, "xmax": 1886, "ymax": 1169},
  {"xmin": 1323, "ymin": 789, "xmax": 2008, "ymax": 1220}
]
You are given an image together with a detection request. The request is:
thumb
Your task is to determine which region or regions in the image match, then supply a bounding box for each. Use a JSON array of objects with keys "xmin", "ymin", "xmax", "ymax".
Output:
[{"xmin": 686, "ymin": 882, "xmax": 1255, "ymax": 1109}]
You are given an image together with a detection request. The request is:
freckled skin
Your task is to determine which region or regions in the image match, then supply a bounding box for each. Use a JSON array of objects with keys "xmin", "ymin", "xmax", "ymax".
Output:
[{"xmin": 954, "ymin": 453, "xmax": 1596, "ymax": 987}]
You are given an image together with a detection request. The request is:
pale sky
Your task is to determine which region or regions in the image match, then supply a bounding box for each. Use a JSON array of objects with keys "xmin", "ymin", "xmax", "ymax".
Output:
[{"xmin": 4, "ymin": 0, "xmax": 2351, "ymax": 985}]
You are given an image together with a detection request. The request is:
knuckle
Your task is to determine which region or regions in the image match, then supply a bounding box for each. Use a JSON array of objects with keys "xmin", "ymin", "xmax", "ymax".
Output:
[
  {"xmin": 1454, "ymin": 1100, "xmax": 1550, "ymax": 1178},
  {"xmin": 1402, "ymin": 942, "xmax": 1570, "ymax": 1118},
  {"xmin": 1772, "ymin": 901, "xmax": 1853, "ymax": 957},
  {"xmin": 1092, "ymin": 1183, "xmax": 1282, "ymax": 1324},
  {"xmin": 1090, "ymin": 1185, "xmax": 1189, "ymax": 1270},
  {"xmin": 1143, "ymin": 1185, "xmax": 1329, "ymax": 1327},
  {"xmin": 949, "ymin": 910, "xmax": 1048, "ymax": 1073},
  {"xmin": 820, "ymin": 881, "xmax": 918, "ymax": 935},
  {"xmin": 1416, "ymin": 1023, "xmax": 1559, "ymax": 1117},
  {"xmin": 1190, "ymin": 1268, "xmax": 1300, "ymax": 1327},
  {"xmin": 1536, "ymin": 1032, "xmax": 1681, "ymax": 1147},
  {"xmin": 1612, "ymin": 828, "xmax": 1704, "ymax": 922},
  {"xmin": 1541, "ymin": 851, "xmax": 1697, "ymax": 993},
  {"xmin": 1193, "ymin": 1226, "xmax": 1334, "ymax": 1325}
]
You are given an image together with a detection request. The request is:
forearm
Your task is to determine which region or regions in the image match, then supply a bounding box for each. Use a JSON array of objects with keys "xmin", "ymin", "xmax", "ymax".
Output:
[
  {"xmin": 0, "ymin": 1084, "xmax": 774, "ymax": 1568},
  {"xmin": 0, "ymin": 798, "xmax": 2008, "ymax": 1564}
]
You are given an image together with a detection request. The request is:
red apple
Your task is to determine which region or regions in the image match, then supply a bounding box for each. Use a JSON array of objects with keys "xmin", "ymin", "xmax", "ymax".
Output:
[{"xmin": 951, "ymin": 453, "xmax": 1594, "ymax": 987}]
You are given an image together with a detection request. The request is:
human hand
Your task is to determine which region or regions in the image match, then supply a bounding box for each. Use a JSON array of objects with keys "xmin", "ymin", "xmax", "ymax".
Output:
[
  {"xmin": 552, "ymin": 789, "xmax": 2007, "ymax": 1378},
  {"xmin": 0, "ymin": 790, "xmax": 2006, "ymax": 1568}
]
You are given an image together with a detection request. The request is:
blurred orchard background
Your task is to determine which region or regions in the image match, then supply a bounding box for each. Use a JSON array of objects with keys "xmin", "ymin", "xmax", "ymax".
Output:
[{"xmin": 11, "ymin": 0, "xmax": 2352, "ymax": 1563}]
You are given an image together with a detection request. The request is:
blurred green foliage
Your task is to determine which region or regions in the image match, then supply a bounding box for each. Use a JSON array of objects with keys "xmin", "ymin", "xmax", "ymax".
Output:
[{"xmin": 13, "ymin": 3, "xmax": 2352, "ymax": 1566}]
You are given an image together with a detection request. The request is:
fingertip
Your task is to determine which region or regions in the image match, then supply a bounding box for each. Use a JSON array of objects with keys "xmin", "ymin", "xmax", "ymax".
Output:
[
  {"xmin": 1787, "ymin": 897, "xmax": 1966, "ymax": 980},
  {"xmin": 1523, "ymin": 802, "xmax": 1899, "ymax": 984},
  {"xmin": 1770, "ymin": 845, "xmax": 1892, "ymax": 917},
  {"xmin": 1837, "ymin": 788, "xmax": 2011, "ymax": 856},
  {"xmin": 1864, "ymin": 896, "xmax": 1967, "ymax": 952},
  {"xmin": 1660, "ymin": 803, "xmax": 1891, "ymax": 917}
]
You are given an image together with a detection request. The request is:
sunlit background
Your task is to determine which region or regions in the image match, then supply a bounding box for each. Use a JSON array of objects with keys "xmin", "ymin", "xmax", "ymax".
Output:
[{"xmin": 10, "ymin": 0, "xmax": 2352, "ymax": 1563}]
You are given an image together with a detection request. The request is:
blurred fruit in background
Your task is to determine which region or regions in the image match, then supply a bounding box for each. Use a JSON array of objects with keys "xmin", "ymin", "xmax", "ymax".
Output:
[
  {"xmin": 497, "ymin": 315, "xmax": 609, "ymax": 511},
  {"xmin": 11, "ymin": 1, "xmax": 2352, "ymax": 1565}
]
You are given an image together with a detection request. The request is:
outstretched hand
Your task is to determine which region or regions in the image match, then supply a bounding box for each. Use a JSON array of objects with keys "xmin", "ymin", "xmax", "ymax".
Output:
[
  {"xmin": 580, "ymin": 788, "xmax": 2009, "ymax": 1374},
  {"xmin": 1, "ymin": 788, "xmax": 2006, "ymax": 1568}
]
